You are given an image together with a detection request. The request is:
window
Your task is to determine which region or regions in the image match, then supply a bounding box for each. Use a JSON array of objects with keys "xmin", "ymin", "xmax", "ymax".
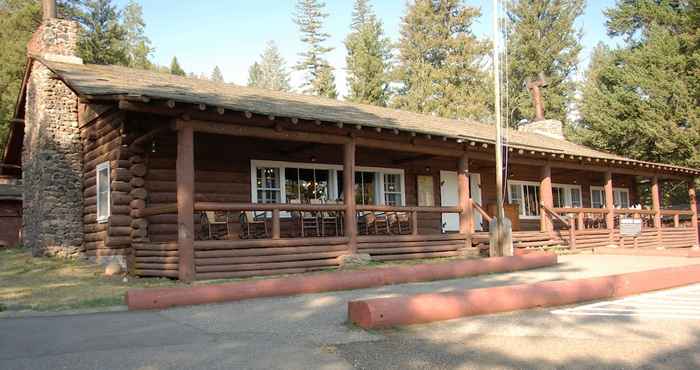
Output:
[
  {"xmin": 552, "ymin": 184, "xmax": 582, "ymax": 208},
  {"xmin": 251, "ymin": 160, "xmax": 404, "ymax": 207},
  {"xmin": 508, "ymin": 181, "xmax": 540, "ymax": 218},
  {"xmin": 285, "ymin": 167, "xmax": 330, "ymax": 203},
  {"xmin": 255, "ymin": 167, "xmax": 281, "ymax": 203},
  {"xmin": 590, "ymin": 187, "xmax": 630, "ymax": 209},
  {"xmin": 383, "ymin": 173, "xmax": 403, "ymax": 206},
  {"xmin": 96, "ymin": 162, "xmax": 110, "ymax": 223}
]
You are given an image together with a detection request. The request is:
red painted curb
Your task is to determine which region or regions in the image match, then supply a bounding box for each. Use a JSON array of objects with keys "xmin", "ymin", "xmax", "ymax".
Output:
[
  {"xmin": 348, "ymin": 264, "xmax": 700, "ymax": 329},
  {"xmin": 126, "ymin": 252, "xmax": 557, "ymax": 310},
  {"xmin": 594, "ymin": 247, "xmax": 700, "ymax": 258}
]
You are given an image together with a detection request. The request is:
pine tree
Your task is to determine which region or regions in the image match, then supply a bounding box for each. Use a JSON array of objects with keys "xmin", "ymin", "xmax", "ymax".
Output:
[
  {"xmin": 293, "ymin": 0, "xmax": 337, "ymax": 98},
  {"xmin": 0, "ymin": 0, "xmax": 41, "ymax": 154},
  {"xmin": 505, "ymin": 0, "xmax": 584, "ymax": 126},
  {"xmin": 247, "ymin": 41, "xmax": 291, "ymax": 91},
  {"xmin": 121, "ymin": 0, "xmax": 152, "ymax": 69},
  {"xmin": 73, "ymin": 0, "xmax": 128, "ymax": 65},
  {"xmin": 344, "ymin": 0, "xmax": 391, "ymax": 106},
  {"xmin": 169, "ymin": 56, "xmax": 186, "ymax": 76},
  {"xmin": 211, "ymin": 66, "xmax": 224, "ymax": 83},
  {"xmin": 577, "ymin": 1, "xmax": 700, "ymax": 168},
  {"xmin": 393, "ymin": 0, "xmax": 491, "ymax": 121}
]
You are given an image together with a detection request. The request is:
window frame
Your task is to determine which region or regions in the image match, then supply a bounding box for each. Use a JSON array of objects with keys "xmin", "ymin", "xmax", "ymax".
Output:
[
  {"xmin": 507, "ymin": 180, "xmax": 541, "ymax": 220},
  {"xmin": 96, "ymin": 162, "xmax": 111, "ymax": 223},
  {"xmin": 590, "ymin": 186, "xmax": 630, "ymax": 209},
  {"xmin": 552, "ymin": 183, "xmax": 583, "ymax": 209},
  {"xmin": 250, "ymin": 160, "xmax": 406, "ymax": 209}
]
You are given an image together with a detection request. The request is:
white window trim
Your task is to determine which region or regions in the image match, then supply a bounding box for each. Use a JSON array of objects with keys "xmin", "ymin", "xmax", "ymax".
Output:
[
  {"xmin": 552, "ymin": 183, "xmax": 583, "ymax": 208},
  {"xmin": 508, "ymin": 181, "xmax": 582, "ymax": 220},
  {"xmin": 250, "ymin": 160, "xmax": 406, "ymax": 207},
  {"xmin": 96, "ymin": 162, "xmax": 110, "ymax": 223},
  {"xmin": 590, "ymin": 186, "xmax": 630, "ymax": 209},
  {"xmin": 508, "ymin": 180, "xmax": 541, "ymax": 220}
]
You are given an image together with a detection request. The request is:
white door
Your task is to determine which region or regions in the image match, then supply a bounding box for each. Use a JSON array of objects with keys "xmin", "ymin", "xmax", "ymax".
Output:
[{"xmin": 440, "ymin": 171, "xmax": 483, "ymax": 232}]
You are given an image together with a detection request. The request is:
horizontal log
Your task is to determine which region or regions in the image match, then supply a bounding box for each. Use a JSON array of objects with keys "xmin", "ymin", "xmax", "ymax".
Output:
[
  {"xmin": 136, "ymin": 263, "xmax": 179, "ymax": 270},
  {"xmin": 357, "ymin": 240, "xmax": 464, "ymax": 249},
  {"xmin": 195, "ymin": 237, "xmax": 350, "ymax": 250},
  {"xmin": 135, "ymin": 250, "xmax": 179, "ymax": 257},
  {"xmin": 85, "ymin": 248, "xmax": 129, "ymax": 257},
  {"xmin": 110, "ymin": 226, "xmax": 133, "ymax": 236},
  {"xmin": 135, "ymin": 256, "xmax": 180, "ymax": 264},
  {"xmin": 132, "ymin": 218, "xmax": 148, "ymax": 229},
  {"xmin": 149, "ymin": 193, "xmax": 249, "ymax": 204},
  {"xmin": 131, "ymin": 228, "xmax": 148, "ymax": 238},
  {"xmin": 195, "ymin": 267, "xmax": 329, "ymax": 280},
  {"xmin": 195, "ymin": 258, "xmax": 339, "ymax": 273},
  {"xmin": 112, "ymin": 192, "xmax": 133, "ymax": 206},
  {"xmin": 357, "ymin": 234, "xmax": 467, "ymax": 243},
  {"xmin": 131, "ymin": 164, "xmax": 147, "ymax": 177},
  {"xmin": 357, "ymin": 205, "xmax": 462, "ymax": 213},
  {"xmin": 130, "ymin": 177, "xmax": 145, "ymax": 188},
  {"xmin": 130, "ymin": 199, "xmax": 146, "ymax": 210},
  {"xmin": 133, "ymin": 242, "xmax": 179, "ymax": 251},
  {"xmin": 135, "ymin": 270, "xmax": 179, "ymax": 278},
  {"xmin": 106, "ymin": 236, "xmax": 132, "ymax": 246},
  {"xmin": 109, "ymin": 215, "xmax": 132, "ymax": 227},
  {"xmin": 195, "ymin": 202, "xmax": 345, "ymax": 212},
  {"xmin": 194, "ymin": 244, "xmax": 349, "ymax": 258},
  {"xmin": 130, "ymin": 188, "xmax": 148, "ymax": 200},
  {"xmin": 196, "ymin": 251, "xmax": 346, "ymax": 266},
  {"xmin": 360, "ymin": 244, "xmax": 461, "ymax": 255},
  {"xmin": 147, "ymin": 169, "xmax": 249, "ymax": 183},
  {"xmin": 145, "ymin": 180, "xmax": 247, "ymax": 194},
  {"xmin": 371, "ymin": 251, "xmax": 461, "ymax": 261},
  {"xmin": 83, "ymin": 223, "xmax": 108, "ymax": 233}
]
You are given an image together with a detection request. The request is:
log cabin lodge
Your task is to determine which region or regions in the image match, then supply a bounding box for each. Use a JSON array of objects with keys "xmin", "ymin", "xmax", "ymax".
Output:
[{"xmin": 3, "ymin": 7, "xmax": 699, "ymax": 282}]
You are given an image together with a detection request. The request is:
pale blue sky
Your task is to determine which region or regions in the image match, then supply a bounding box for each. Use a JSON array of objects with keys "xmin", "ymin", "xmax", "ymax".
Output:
[{"xmin": 115, "ymin": 1, "xmax": 617, "ymax": 96}]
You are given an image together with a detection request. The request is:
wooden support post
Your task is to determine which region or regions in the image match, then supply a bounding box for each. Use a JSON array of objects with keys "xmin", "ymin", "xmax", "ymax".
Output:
[
  {"xmin": 568, "ymin": 218, "xmax": 577, "ymax": 251},
  {"xmin": 539, "ymin": 165, "xmax": 554, "ymax": 234},
  {"xmin": 458, "ymin": 154, "xmax": 472, "ymax": 250},
  {"xmin": 344, "ymin": 140, "xmax": 358, "ymax": 254},
  {"xmin": 689, "ymin": 180, "xmax": 699, "ymax": 248},
  {"xmin": 674, "ymin": 214, "xmax": 680, "ymax": 228},
  {"xmin": 651, "ymin": 176, "xmax": 662, "ymax": 228},
  {"xmin": 272, "ymin": 209, "xmax": 281, "ymax": 240},
  {"xmin": 577, "ymin": 211, "xmax": 585, "ymax": 230},
  {"xmin": 176, "ymin": 122, "xmax": 195, "ymax": 282},
  {"xmin": 604, "ymin": 171, "xmax": 615, "ymax": 243},
  {"xmin": 411, "ymin": 211, "xmax": 419, "ymax": 236},
  {"xmin": 651, "ymin": 176, "xmax": 662, "ymax": 246}
]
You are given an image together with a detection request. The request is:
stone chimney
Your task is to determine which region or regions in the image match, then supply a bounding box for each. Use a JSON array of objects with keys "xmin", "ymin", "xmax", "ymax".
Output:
[
  {"xmin": 518, "ymin": 119, "xmax": 566, "ymax": 140},
  {"xmin": 27, "ymin": 0, "xmax": 83, "ymax": 65},
  {"xmin": 22, "ymin": 0, "xmax": 84, "ymax": 258}
]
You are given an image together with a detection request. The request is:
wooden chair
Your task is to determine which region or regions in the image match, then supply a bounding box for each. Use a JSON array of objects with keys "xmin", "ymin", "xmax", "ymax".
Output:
[
  {"xmin": 387, "ymin": 212, "xmax": 411, "ymax": 235},
  {"xmin": 358, "ymin": 212, "xmax": 389, "ymax": 235},
  {"xmin": 201, "ymin": 211, "xmax": 230, "ymax": 240},
  {"xmin": 299, "ymin": 199, "xmax": 321, "ymax": 237},
  {"xmin": 239, "ymin": 211, "xmax": 269, "ymax": 239},
  {"xmin": 319, "ymin": 200, "xmax": 341, "ymax": 236}
]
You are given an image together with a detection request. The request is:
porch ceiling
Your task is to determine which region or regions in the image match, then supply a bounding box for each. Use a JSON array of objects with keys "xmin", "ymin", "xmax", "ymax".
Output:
[{"xmin": 38, "ymin": 58, "xmax": 699, "ymax": 177}]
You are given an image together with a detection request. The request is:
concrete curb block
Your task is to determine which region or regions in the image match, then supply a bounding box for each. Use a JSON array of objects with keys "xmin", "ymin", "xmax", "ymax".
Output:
[
  {"xmin": 126, "ymin": 253, "xmax": 557, "ymax": 310},
  {"xmin": 348, "ymin": 263, "xmax": 700, "ymax": 329},
  {"xmin": 594, "ymin": 247, "xmax": 700, "ymax": 258}
]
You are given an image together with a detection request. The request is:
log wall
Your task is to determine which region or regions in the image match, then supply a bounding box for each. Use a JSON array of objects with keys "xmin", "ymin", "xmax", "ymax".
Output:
[{"xmin": 81, "ymin": 110, "xmax": 133, "ymax": 258}]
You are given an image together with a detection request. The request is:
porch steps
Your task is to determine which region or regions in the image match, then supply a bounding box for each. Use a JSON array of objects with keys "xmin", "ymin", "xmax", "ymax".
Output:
[{"xmin": 358, "ymin": 234, "xmax": 467, "ymax": 261}]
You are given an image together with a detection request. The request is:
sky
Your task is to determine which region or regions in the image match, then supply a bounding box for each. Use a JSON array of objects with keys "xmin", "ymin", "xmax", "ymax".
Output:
[{"xmin": 114, "ymin": 0, "xmax": 618, "ymax": 97}]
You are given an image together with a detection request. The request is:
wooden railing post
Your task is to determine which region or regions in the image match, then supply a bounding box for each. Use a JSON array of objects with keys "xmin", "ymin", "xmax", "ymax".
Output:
[
  {"xmin": 540, "ymin": 164, "xmax": 554, "ymax": 234},
  {"xmin": 604, "ymin": 171, "xmax": 615, "ymax": 243},
  {"xmin": 674, "ymin": 214, "xmax": 680, "ymax": 228},
  {"xmin": 651, "ymin": 176, "xmax": 662, "ymax": 228},
  {"xmin": 458, "ymin": 153, "xmax": 472, "ymax": 250},
  {"xmin": 176, "ymin": 120, "xmax": 195, "ymax": 283},
  {"xmin": 271, "ymin": 208, "xmax": 280, "ymax": 240},
  {"xmin": 568, "ymin": 217, "xmax": 577, "ymax": 251},
  {"xmin": 577, "ymin": 211, "xmax": 584, "ymax": 230},
  {"xmin": 412, "ymin": 211, "xmax": 419, "ymax": 235},
  {"xmin": 343, "ymin": 140, "xmax": 358, "ymax": 253},
  {"xmin": 689, "ymin": 180, "xmax": 699, "ymax": 248}
]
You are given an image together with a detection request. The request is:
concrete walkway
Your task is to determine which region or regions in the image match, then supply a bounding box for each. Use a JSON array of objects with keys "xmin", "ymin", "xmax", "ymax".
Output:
[{"xmin": 1, "ymin": 255, "xmax": 699, "ymax": 370}]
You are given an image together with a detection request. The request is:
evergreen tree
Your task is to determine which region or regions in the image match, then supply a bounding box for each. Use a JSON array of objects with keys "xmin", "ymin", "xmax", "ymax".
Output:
[
  {"xmin": 344, "ymin": 0, "xmax": 391, "ymax": 106},
  {"xmin": 505, "ymin": 0, "xmax": 584, "ymax": 126},
  {"xmin": 121, "ymin": 0, "xmax": 152, "ymax": 69},
  {"xmin": 293, "ymin": 0, "xmax": 337, "ymax": 98},
  {"xmin": 0, "ymin": 0, "xmax": 41, "ymax": 154},
  {"xmin": 73, "ymin": 0, "xmax": 128, "ymax": 65},
  {"xmin": 211, "ymin": 66, "xmax": 224, "ymax": 83},
  {"xmin": 169, "ymin": 56, "xmax": 185, "ymax": 76},
  {"xmin": 393, "ymin": 0, "xmax": 491, "ymax": 121},
  {"xmin": 577, "ymin": 1, "xmax": 700, "ymax": 168},
  {"xmin": 247, "ymin": 41, "xmax": 291, "ymax": 91}
]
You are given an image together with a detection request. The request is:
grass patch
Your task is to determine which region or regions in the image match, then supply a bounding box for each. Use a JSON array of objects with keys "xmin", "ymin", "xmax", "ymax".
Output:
[{"xmin": 0, "ymin": 247, "xmax": 178, "ymax": 312}]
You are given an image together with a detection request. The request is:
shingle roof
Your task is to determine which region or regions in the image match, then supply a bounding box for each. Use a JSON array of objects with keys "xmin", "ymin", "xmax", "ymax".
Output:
[{"xmin": 41, "ymin": 59, "xmax": 698, "ymax": 175}]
